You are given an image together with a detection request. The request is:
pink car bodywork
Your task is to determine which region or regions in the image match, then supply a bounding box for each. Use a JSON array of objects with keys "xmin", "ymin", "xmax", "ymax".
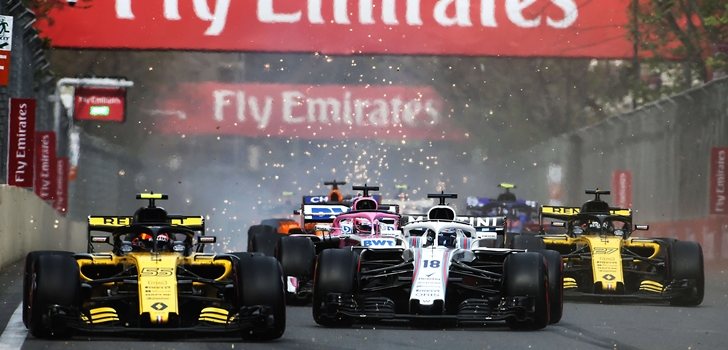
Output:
[{"xmin": 328, "ymin": 198, "xmax": 402, "ymax": 248}]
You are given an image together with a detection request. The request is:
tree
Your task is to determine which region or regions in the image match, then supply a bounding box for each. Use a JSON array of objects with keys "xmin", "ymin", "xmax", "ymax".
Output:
[{"xmin": 632, "ymin": 0, "xmax": 728, "ymax": 101}]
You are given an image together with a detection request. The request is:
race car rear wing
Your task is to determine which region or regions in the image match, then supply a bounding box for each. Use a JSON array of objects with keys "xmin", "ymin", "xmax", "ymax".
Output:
[
  {"xmin": 540, "ymin": 205, "xmax": 631, "ymax": 218},
  {"xmin": 299, "ymin": 204, "xmax": 350, "ymax": 224},
  {"xmin": 86, "ymin": 215, "xmax": 206, "ymax": 252},
  {"xmin": 466, "ymin": 197, "xmax": 538, "ymax": 210},
  {"xmin": 168, "ymin": 215, "xmax": 205, "ymax": 231},
  {"xmin": 87, "ymin": 215, "xmax": 205, "ymax": 231},
  {"xmin": 402, "ymin": 214, "xmax": 505, "ymax": 226},
  {"xmin": 87, "ymin": 216, "xmax": 133, "ymax": 229},
  {"xmin": 378, "ymin": 203, "xmax": 400, "ymax": 214},
  {"xmin": 401, "ymin": 214, "xmax": 507, "ymax": 237},
  {"xmin": 539, "ymin": 205, "xmax": 632, "ymax": 228}
]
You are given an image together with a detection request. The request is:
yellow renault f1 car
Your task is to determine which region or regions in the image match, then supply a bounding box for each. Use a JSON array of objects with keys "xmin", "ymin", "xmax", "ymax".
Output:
[
  {"xmin": 532, "ymin": 189, "xmax": 703, "ymax": 305},
  {"xmin": 23, "ymin": 193, "xmax": 285, "ymax": 340}
]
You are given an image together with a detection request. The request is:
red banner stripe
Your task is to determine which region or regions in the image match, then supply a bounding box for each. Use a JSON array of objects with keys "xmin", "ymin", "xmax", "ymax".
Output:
[
  {"xmin": 155, "ymin": 82, "xmax": 461, "ymax": 140},
  {"xmin": 6, "ymin": 98, "xmax": 36, "ymax": 188},
  {"xmin": 38, "ymin": 1, "xmax": 633, "ymax": 58},
  {"xmin": 34, "ymin": 132, "xmax": 57, "ymax": 201}
]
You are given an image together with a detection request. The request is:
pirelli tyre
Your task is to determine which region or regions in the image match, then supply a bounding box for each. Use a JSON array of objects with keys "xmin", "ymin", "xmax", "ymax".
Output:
[
  {"xmin": 654, "ymin": 237, "xmax": 677, "ymax": 260},
  {"xmin": 669, "ymin": 240, "xmax": 704, "ymax": 306},
  {"xmin": 541, "ymin": 249, "xmax": 564, "ymax": 324},
  {"xmin": 247, "ymin": 225, "xmax": 279, "ymax": 256},
  {"xmin": 277, "ymin": 236, "xmax": 316, "ymax": 278},
  {"xmin": 23, "ymin": 251, "xmax": 74, "ymax": 328},
  {"xmin": 236, "ymin": 254, "xmax": 286, "ymax": 340},
  {"xmin": 312, "ymin": 249, "xmax": 357, "ymax": 327},
  {"xmin": 277, "ymin": 236, "xmax": 316, "ymax": 304},
  {"xmin": 26, "ymin": 252, "xmax": 80, "ymax": 338},
  {"xmin": 504, "ymin": 252, "xmax": 550, "ymax": 330}
]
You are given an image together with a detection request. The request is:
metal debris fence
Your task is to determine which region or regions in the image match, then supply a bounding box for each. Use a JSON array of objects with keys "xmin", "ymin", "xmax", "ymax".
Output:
[
  {"xmin": 0, "ymin": 0, "xmax": 54, "ymax": 184},
  {"xmin": 488, "ymin": 77, "xmax": 728, "ymax": 223},
  {"xmin": 486, "ymin": 77, "xmax": 728, "ymax": 261}
]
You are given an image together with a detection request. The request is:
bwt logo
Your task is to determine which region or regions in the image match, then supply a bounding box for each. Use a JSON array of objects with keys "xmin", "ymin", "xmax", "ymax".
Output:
[{"xmin": 363, "ymin": 239, "xmax": 395, "ymax": 247}]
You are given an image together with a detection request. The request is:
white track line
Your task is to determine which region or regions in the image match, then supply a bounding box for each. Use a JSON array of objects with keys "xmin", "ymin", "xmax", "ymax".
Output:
[{"xmin": 0, "ymin": 303, "xmax": 26, "ymax": 350}]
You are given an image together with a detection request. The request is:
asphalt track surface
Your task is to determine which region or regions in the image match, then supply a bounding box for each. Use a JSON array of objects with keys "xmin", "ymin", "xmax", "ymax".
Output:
[{"xmin": 1, "ymin": 260, "xmax": 726, "ymax": 350}]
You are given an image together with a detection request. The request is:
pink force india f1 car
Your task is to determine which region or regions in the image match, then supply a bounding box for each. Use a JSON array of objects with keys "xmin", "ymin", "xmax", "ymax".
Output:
[
  {"xmin": 275, "ymin": 184, "xmax": 401, "ymax": 304},
  {"xmin": 311, "ymin": 192, "xmax": 564, "ymax": 329}
]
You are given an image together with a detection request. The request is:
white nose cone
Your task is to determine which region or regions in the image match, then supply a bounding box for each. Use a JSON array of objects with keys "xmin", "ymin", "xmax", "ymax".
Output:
[{"xmin": 410, "ymin": 248, "xmax": 450, "ymax": 306}]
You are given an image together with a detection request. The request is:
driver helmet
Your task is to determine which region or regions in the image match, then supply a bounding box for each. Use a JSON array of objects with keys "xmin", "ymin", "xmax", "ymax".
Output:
[
  {"xmin": 423, "ymin": 229, "xmax": 436, "ymax": 247},
  {"xmin": 131, "ymin": 232, "xmax": 154, "ymax": 251},
  {"xmin": 156, "ymin": 233, "xmax": 172, "ymax": 251},
  {"xmin": 586, "ymin": 220, "xmax": 602, "ymax": 233},
  {"xmin": 438, "ymin": 230, "xmax": 457, "ymax": 248},
  {"xmin": 354, "ymin": 218, "xmax": 372, "ymax": 235}
]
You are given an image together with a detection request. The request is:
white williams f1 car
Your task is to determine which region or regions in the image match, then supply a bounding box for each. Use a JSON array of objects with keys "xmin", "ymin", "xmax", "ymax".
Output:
[{"xmin": 312, "ymin": 193, "xmax": 563, "ymax": 329}]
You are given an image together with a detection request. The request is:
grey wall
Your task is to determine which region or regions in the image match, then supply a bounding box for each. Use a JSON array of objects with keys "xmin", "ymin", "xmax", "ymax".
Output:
[{"xmin": 487, "ymin": 77, "xmax": 728, "ymax": 223}]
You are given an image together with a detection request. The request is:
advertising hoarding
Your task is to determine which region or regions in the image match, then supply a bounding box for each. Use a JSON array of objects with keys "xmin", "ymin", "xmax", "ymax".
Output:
[{"xmin": 6, "ymin": 98, "xmax": 36, "ymax": 187}]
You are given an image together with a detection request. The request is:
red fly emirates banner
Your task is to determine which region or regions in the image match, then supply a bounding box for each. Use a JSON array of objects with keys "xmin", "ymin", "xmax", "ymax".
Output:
[
  {"xmin": 156, "ymin": 83, "xmax": 453, "ymax": 140},
  {"xmin": 54, "ymin": 157, "xmax": 69, "ymax": 214},
  {"xmin": 74, "ymin": 87, "xmax": 127, "ymax": 122},
  {"xmin": 38, "ymin": 0, "xmax": 633, "ymax": 58},
  {"xmin": 710, "ymin": 147, "xmax": 727, "ymax": 215},
  {"xmin": 34, "ymin": 132, "xmax": 57, "ymax": 201},
  {"xmin": 611, "ymin": 169, "xmax": 632, "ymax": 209},
  {"xmin": 6, "ymin": 98, "xmax": 36, "ymax": 187}
]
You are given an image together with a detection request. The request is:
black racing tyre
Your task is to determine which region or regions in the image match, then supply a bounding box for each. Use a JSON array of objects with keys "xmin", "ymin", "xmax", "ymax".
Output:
[
  {"xmin": 312, "ymin": 249, "xmax": 357, "ymax": 327},
  {"xmin": 227, "ymin": 252, "xmax": 248, "ymax": 261},
  {"xmin": 23, "ymin": 251, "xmax": 73, "ymax": 328},
  {"xmin": 509, "ymin": 234, "xmax": 546, "ymax": 251},
  {"xmin": 669, "ymin": 240, "xmax": 704, "ymax": 306},
  {"xmin": 288, "ymin": 228, "xmax": 305, "ymax": 235},
  {"xmin": 237, "ymin": 254, "xmax": 286, "ymax": 341},
  {"xmin": 540, "ymin": 250, "xmax": 563, "ymax": 324},
  {"xmin": 277, "ymin": 236, "xmax": 316, "ymax": 279},
  {"xmin": 654, "ymin": 237, "xmax": 677, "ymax": 259},
  {"xmin": 247, "ymin": 225, "xmax": 279, "ymax": 256},
  {"xmin": 27, "ymin": 253, "xmax": 80, "ymax": 338},
  {"xmin": 504, "ymin": 252, "xmax": 549, "ymax": 330},
  {"xmin": 656, "ymin": 237, "xmax": 677, "ymax": 245}
]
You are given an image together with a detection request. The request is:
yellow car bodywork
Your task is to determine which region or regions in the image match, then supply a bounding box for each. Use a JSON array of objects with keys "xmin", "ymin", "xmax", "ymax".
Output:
[
  {"xmin": 76, "ymin": 252, "xmax": 233, "ymax": 325},
  {"xmin": 542, "ymin": 234, "xmax": 662, "ymax": 292},
  {"xmin": 83, "ymin": 215, "xmax": 236, "ymax": 326}
]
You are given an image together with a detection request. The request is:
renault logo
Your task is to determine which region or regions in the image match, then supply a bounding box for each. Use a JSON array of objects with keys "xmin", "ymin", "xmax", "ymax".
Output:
[
  {"xmin": 151, "ymin": 302, "xmax": 168, "ymax": 311},
  {"xmin": 603, "ymin": 274, "xmax": 616, "ymax": 281}
]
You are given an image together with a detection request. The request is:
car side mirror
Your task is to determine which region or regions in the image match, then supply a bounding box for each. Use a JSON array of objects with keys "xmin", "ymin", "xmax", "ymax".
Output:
[
  {"xmin": 199, "ymin": 236, "xmax": 216, "ymax": 244},
  {"xmin": 91, "ymin": 236, "xmax": 110, "ymax": 243},
  {"xmin": 381, "ymin": 229, "xmax": 403, "ymax": 238},
  {"xmin": 315, "ymin": 224, "xmax": 331, "ymax": 232}
]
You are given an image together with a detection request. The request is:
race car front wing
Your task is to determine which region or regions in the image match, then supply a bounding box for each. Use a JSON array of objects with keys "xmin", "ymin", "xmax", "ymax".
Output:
[{"xmin": 319, "ymin": 293, "xmax": 539, "ymax": 324}]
